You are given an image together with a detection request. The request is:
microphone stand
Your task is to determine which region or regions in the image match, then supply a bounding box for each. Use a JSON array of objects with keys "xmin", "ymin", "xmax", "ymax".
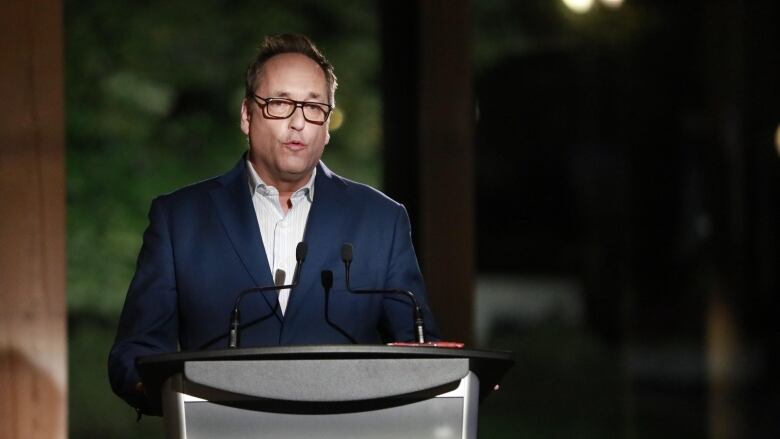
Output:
[
  {"xmin": 228, "ymin": 242, "xmax": 307, "ymax": 348},
  {"xmin": 341, "ymin": 243, "xmax": 426, "ymax": 344},
  {"xmin": 321, "ymin": 270, "xmax": 358, "ymax": 344}
]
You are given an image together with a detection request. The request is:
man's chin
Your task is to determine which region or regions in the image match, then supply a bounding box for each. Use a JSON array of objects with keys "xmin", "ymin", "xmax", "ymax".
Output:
[{"xmin": 279, "ymin": 164, "xmax": 315, "ymax": 182}]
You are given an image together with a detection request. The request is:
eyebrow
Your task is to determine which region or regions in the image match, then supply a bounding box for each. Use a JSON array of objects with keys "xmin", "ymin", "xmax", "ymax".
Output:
[{"xmin": 272, "ymin": 91, "xmax": 326, "ymax": 101}]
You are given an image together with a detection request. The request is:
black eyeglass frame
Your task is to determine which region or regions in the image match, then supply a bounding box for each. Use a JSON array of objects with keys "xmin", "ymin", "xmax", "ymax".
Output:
[{"xmin": 252, "ymin": 95, "xmax": 333, "ymax": 125}]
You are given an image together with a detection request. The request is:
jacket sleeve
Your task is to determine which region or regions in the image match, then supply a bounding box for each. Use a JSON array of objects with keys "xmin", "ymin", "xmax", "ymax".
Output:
[
  {"xmin": 379, "ymin": 204, "xmax": 441, "ymax": 342},
  {"xmin": 108, "ymin": 196, "xmax": 179, "ymax": 414}
]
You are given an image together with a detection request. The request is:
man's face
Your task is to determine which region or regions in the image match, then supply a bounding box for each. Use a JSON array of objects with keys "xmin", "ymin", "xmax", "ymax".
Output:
[{"xmin": 241, "ymin": 52, "xmax": 331, "ymax": 190}]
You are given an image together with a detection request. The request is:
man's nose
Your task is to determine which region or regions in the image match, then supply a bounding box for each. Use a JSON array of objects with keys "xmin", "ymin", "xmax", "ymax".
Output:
[{"xmin": 288, "ymin": 105, "xmax": 306, "ymax": 130}]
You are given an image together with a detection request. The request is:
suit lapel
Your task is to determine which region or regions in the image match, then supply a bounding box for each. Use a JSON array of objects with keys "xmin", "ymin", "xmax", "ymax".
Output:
[
  {"xmin": 208, "ymin": 158, "xmax": 276, "ymax": 301},
  {"xmin": 284, "ymin": 162, "xmax": 349, "ymax": 323}
]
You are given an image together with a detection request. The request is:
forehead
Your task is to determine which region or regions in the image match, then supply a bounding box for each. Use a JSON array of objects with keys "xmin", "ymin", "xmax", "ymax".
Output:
[{"xmin": 257, "ymin": 53, "xmax": 328, "ymax": 100}]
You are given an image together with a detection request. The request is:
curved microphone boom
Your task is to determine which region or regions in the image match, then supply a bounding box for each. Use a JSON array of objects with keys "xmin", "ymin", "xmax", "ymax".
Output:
[
  {"xmin": 341, "ymin": 243, "xmax": 426, "ymax": 344},
  {"xmin": 228, "ymin": 242, "xmax": 308, "ymax": 348},
  {"xmin": 322, "ymin": 270, "xmax": 357, "ymax": 344}
]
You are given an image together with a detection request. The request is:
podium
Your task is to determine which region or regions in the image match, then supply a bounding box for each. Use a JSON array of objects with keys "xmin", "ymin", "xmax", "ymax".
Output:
[{"xmin": 138, "ymin": 345, "xmax": 514, "ymax": 439}]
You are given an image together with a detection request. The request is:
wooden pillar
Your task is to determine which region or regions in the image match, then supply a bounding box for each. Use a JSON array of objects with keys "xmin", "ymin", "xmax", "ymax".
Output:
[
  {"xmin": 419, "ymin": 0, "xmax": 475, "ymax": 344},
  {"xmin": 0, "ymin": 0, "xmax": 67, "ymax": 438}
]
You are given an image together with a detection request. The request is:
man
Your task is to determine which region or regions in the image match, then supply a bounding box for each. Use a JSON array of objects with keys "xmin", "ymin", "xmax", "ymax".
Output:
[{"xmin": 108, "ymin": 34, "xmax": 440, "ymax": 413}]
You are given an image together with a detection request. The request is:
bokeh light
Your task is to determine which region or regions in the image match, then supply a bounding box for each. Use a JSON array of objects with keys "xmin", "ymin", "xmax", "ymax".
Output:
[
  {"xmin": 562, "ymin": 0, "xmax": 595, "ymax": 14},
  {"xmin": 775, "ymin": 123, "xmax": 780, "ymax": 157},
  {"xmin": 330, "ymin": 107, "xmax": 344, "ymax": 131},
  {"xmin": 600, "ymin": 0, "xmax": 625, "ymax": 9}
]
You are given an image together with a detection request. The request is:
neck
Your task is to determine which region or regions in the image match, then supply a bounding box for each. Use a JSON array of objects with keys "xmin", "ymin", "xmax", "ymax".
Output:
[{"xmin": 249, "ymin": 161, "xmax": 314, "ymax": 194}]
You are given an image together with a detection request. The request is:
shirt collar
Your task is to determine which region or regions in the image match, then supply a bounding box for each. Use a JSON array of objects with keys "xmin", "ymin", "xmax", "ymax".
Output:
[{"xmin": 246, "ymin": 160, "xmax": 316, "ymax": 202}]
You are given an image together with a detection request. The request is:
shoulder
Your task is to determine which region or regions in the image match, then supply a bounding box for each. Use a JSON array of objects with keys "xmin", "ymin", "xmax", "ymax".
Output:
[{"xmin": 316, "ymin": 161, "xmax": 405, "ymax": 212}]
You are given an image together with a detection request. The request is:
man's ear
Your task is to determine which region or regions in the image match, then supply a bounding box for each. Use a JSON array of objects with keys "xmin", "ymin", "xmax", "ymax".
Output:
[{"xmin": 240, "ymin": 99, "xmax": 250, "ymax": 135}]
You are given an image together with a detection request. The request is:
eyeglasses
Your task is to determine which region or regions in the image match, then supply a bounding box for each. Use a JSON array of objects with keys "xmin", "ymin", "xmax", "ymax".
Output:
[{"xmin": 253, "ymin": 95, "xmax": 333, "ymax": 125}]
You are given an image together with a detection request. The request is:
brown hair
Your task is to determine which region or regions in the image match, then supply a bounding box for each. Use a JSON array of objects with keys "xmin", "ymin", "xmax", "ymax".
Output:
[{"xmin": 244, "ymin": 34, "xmax": 338, "ymax": 105}]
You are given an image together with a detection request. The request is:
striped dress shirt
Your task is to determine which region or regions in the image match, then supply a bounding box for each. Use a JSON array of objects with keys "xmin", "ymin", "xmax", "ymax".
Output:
[{"xmin": 247, "ymin": 160, "xmax": 315, "ymax": 315}]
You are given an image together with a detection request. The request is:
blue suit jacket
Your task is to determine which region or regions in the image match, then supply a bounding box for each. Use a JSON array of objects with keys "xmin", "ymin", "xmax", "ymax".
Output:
[{"xmin": 108, "ymin": 157, "xmax": 439, "ymax": 410}]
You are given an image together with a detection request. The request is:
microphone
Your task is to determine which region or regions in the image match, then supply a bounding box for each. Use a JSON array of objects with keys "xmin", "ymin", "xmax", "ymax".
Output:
[
  {"xmin": 322, "ymin": 270, "xmax": 357, "ymax": 344},
  {"xmin": 228, "ymin": 242, "xmax": 307, "ymax": 348},
  {"xmin": 274, "ymin": 268, "xmax": 287, "ymax": 287},
  {"xmin": 340, "ymin": 243, "xmax": 426, "ymax": 344}
]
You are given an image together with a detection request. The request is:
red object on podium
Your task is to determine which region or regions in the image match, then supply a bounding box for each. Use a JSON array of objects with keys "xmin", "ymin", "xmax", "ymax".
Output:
[{"xmin": 387, "ymin": 341, "xmax": 465, "ymax": 349}]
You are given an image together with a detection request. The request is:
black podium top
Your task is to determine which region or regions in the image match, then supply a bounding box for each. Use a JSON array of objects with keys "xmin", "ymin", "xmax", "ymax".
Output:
[{"xmin": 138, "ymin": 345, "xmax": 514, "ymax": 411}]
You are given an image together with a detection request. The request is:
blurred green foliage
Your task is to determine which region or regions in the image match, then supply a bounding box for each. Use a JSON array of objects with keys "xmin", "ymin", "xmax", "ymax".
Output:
[{"xmin": 66, "ymin": 1, "xmax": 380, "ymax": 437}]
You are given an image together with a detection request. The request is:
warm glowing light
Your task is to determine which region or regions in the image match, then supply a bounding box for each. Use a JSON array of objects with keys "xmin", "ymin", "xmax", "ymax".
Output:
[
  {"xmin": 775, "ymin": 123, "xmax": 780, "ymax": 157},
  {"xmin": 562, "ymin": 0, "xmax": 594, "ymax": 14},
  {"xmin": 600, "ymin": 0, "xmax": 624, "ymax": 9},
  {"xmin": 330, "ymin": 107, "xmax": 344, "ymax": 130}
]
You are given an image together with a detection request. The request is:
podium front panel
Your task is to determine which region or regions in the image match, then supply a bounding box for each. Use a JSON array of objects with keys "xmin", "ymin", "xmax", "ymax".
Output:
[{"xmin": 162, "ymin": 371, "xmax": 479, "ymax": 439}]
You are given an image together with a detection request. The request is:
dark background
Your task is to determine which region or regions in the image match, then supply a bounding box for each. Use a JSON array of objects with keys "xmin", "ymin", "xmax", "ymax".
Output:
[{"xmin": 66, "ymin": 0, "xmax": 779, "ymax": 437}]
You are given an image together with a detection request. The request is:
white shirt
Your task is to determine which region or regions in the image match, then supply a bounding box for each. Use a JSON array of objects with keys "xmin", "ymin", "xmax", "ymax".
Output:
[{"xmin": 247, "ymin": 161, "xmax": 315, "ymax": 315}]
